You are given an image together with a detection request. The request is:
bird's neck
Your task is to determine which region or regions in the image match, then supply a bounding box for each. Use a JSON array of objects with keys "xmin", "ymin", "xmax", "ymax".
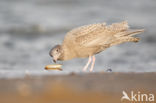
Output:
[{"xmin": 59, "ymin": 44, "xmax": 77, "ymax": 61}]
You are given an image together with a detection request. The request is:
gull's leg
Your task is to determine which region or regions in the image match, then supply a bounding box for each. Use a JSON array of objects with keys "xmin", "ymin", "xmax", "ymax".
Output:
[
  {"xmin": 83, "ymin": 56, "xmax": 92, "ymax": 72},
  {"xmin": 89, "ymin": 55, "xmax": 95, "ymax": 72}
]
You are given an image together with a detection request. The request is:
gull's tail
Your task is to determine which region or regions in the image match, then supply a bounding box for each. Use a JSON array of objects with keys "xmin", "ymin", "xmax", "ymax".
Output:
[
  {"xmin": 110, "ymin": 29, "xmax": 144, "ymax": 46},
  {"xmin": 115, "ymin": 29, "xmax": 144, "ymax": 37}
]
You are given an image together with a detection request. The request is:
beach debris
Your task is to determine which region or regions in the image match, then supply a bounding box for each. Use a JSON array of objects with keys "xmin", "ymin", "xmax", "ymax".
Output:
[
  {"xmin": 106, "ymin": 69, "xmax": 112, "ymax": 72},
  {"xmin": 45, "ymin": 64, "xmax": 62, "ymax": 71},
  {"xmin": 69, "ymin": 72, "xmax": 76, "ymax": 76}
]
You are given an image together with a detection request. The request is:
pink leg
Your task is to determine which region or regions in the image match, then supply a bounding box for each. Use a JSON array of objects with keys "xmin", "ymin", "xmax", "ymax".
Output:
[
  {"xmin": 89, "ymin": 55, "xmax": 96, "ymax": 72},
  {"xmin": 83, "ymin": 56, "xmax": 92, "ymax": 72}
]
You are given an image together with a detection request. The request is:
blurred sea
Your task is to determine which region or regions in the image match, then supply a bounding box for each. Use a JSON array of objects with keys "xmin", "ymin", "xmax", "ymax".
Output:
[{"xmin": 0, "ymin": 0, "xmax": 156, "ymax": 78}]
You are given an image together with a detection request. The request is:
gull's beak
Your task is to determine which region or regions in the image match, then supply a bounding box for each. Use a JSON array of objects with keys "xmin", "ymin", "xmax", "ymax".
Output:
[{"xmin": 53, "ymin": 59, "xmax": 56, "ymax": 63}]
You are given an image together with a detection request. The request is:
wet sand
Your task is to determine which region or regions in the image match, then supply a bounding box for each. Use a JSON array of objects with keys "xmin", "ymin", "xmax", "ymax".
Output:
[{"xmin": 0, "ymin": 72, "xmax": 156, "ymax": 103}]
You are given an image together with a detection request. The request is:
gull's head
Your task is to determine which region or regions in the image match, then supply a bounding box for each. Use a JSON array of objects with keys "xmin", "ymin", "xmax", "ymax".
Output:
[{"xmin": 49, "ymin": 45, "xmax": 62, "ymax": 63}]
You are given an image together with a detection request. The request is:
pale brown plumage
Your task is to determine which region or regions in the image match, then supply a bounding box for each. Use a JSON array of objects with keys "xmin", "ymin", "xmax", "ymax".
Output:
[{"xmin": 49, "ymin": 21, "xmax": 144, "ymax": 71}]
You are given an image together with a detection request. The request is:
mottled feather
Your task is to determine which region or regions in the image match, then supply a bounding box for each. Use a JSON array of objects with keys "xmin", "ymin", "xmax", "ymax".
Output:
[
  {"xmin": 61, "ymin": 21, "xmax": 144, "ymax": 60},
  {"xmin": 63, "ymin": 21, "xmax": 129, "ymax": 47}
]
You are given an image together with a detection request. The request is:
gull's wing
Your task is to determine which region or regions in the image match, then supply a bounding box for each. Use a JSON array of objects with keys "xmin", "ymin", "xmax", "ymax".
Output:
[
  {"xmin": 63, "ymin": 21, "xmax": 129, "ymax": 48},
  {"xmin": 62, "ymin": 23, "xmax": 106, "ymax": 46}
]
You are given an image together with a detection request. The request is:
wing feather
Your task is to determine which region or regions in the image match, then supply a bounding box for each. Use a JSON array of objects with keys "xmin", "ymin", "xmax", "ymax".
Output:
[{"xmin": 63, "ymin": 21, "xmax": 129, "ymax": 48}]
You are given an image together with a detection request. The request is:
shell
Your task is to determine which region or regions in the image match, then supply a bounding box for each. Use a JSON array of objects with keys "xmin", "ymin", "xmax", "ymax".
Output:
[{"xmin": 45, "ymin": 64, "xmax": 62, "ymax": 71}]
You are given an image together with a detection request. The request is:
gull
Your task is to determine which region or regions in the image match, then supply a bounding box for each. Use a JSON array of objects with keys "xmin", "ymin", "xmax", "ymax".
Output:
[{"xmin": 49, "ymin": 21, "xmax": 144, "ymax": 72}]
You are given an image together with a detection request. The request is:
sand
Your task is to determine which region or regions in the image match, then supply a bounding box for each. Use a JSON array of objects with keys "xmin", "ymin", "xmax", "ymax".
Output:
[{"xmin": 0, "ymin": 72, "xmax": 156, "ymax": 103}]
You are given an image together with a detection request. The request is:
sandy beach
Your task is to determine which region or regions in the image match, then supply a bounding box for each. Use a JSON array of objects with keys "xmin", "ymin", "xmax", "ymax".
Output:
[
  {"xmin": 0, "ymin": 72, "xmax": 156, "ymax": 103},
  {"xmin": 0, "ymin": 0, "xmax": 156, "ymax": 103}
]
